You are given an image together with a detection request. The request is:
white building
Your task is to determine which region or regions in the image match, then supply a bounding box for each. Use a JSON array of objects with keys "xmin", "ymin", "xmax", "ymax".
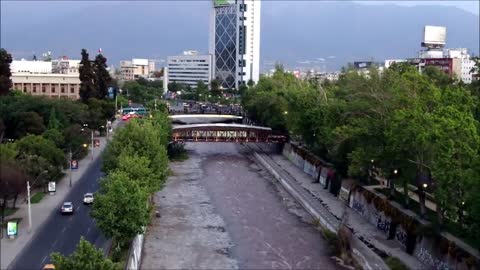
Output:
[
  {"xmin": 209, "ymin": 0, "xmax": 261, "ymax": 89},
  {"xmin": 447, "ymin": 48, "xmax": 476, "ymax": 84},
  {"xmin": 120, "ymin": 58, "xmax": 155, "ymax": 81},
  {"xmin": 164, "ymin": 51, "xmax": 213, "ymax": 92},
  {"xmin": 52, "ymin": 58, "xmax": 81, "ymax": 74},
  {"xmin": 11, "ymin": 60, "xmax": 52, "ymax": 74}
]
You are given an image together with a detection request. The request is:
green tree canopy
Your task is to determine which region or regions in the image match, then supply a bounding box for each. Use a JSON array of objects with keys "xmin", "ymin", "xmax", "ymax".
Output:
[
  {"xmin": 51, "ymin": 237, "xmax": 115, "ymax": 270},
  {"xmin": 0, "ymin": 48, "xmax": 13, "ymax": 95},
  {"xmin": 12, "ymin": 111, "xmax": 46, "ymax": 138},
  {"xmin": 16, "ymin": 134, "xmax": 65, "ymax": 168},
  {"xmin": 94, "ymin": 54, "xmax": 112, "ymax": 99},
  {"xmin": 79, "ymin": 49, "xmax": 97, "ymax": 102},
  {"xmin": 91, "ymin": 171, "xmax": 150, "ymax": 247}
]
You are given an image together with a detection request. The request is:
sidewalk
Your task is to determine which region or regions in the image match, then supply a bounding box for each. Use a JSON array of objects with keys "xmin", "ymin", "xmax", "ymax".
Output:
[
  {"xmin": 268, "ymin": 154, "xmax": 424, "ymax": 270},
  {"xmin": 0, "ymin": 120, "xmax": 121, "ymax": 270}
]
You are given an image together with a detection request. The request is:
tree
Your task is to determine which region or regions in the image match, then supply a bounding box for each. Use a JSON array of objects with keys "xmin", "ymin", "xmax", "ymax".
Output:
[
  {"xmin": 210, "ymin": 79, "xmax": 222, "ymax": 97},
  {"xmin": 247, "ymin": 79, "xmax": 255, "ymax": 88},
  {"xmin": 167, "ymin": 81, "xmax": 182, "ymax": 93},
  {"xmin": 0, "ymin": 48, "xmax": 13, "ymax": 95},
  {"xmin": 0, "ymin": 116, "xmax": 6, "ymax": 142},
  {"xmin": 0, "ymin": 161, "xmax": 28, "ymax": 218},
  {"xmin": 429, "ymin": 86, "xmax": 479, "ymax": 226},
  {"xmin": 0, "ymin": 142, "xmax": 17, "ymax": 162},
  {"xmin": 43, "ymin": 128, "xmax": 64, "ymax": 147},
  {"xmin": 102, "ymin": 120, "xmax": 168, "ymax": 183},
  {"xmin": 51, "ymin": 237, "xmax": 115, "ymax": 270},
  {"xmin": 91, "ymin": 171, "xmax": 150, "ymax": 248},
  {"xmin": 93, "ymin": 54, "xmax": 112, "ymax": 99},
  {"xmin": 47, "ymin": 107, "xmax": 62, "ymax": 130},
  {"xmin": 13, "ymin": 111, "xmax": 46, "ymax": 138},
  {"xmin": 79, "ymin": 49, "xmax": 97, "ymax": 103},
  {"xmin": 16, "ymin": 134, "xmax": 65, "ymax": 169},
  {"xmin": 195, "ymin": 80, "xmax": 208, "ymax": 101},
  {"xmin": 116, "ymin": 152, "xmax": 159, "ymax": 193}
]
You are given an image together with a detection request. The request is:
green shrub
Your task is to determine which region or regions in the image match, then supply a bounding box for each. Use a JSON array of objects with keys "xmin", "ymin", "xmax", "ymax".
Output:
[
  {"xmin": 320, "ymin": 228, "xmax": 341, "ymax": 256},
  {"xmin": 385, "ymin": 257, "xmax": 409, "ymax": 270},
  {"xmin": 30, "ymin": 192, "xmax": 45, "ymax": 204}
]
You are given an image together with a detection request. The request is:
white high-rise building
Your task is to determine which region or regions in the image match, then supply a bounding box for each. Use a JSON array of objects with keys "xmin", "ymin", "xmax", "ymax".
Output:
[
  {"xmin": 447, "ymin": 48, "xmax": 476, "ymax": 84},
  {"xmin": 209, "ymin": 0, "xmax": 261, "ymax": 90},
  {"xmin": 164, "ymin": 51, "xmax": 213, "ymax": 92}
]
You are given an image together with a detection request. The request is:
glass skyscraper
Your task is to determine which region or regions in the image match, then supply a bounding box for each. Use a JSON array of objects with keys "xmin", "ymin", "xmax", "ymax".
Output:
[{"xmin": 210, "ymin": 0, "xmax": 261, "ymax": 90}]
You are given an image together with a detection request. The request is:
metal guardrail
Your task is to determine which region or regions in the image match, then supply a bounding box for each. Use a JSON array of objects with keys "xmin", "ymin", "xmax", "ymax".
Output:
[{"xmin": 125, "ymin": 234, "xmax": 144, "ymax": 270}]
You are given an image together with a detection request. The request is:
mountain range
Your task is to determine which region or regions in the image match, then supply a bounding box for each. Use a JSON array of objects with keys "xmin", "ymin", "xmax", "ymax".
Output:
[{"xmin": 1, "ymin": 1, "xmax": 478, "ymax": 72}]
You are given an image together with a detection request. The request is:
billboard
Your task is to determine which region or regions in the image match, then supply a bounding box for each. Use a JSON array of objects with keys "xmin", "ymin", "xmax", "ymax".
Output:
[
  {"xmin": 7, "ymin": 221, "xmax": 18, "ymax": 236},
  {"xmin": 71, "ymin": 160, "xmax": 78, "ymax": 170},
  {"xmin": 423, "ymin": 26, "xmax": 446, "ymax": 46},
  {"xmin": 48, "ymin": 182, "xmax": 56, "ymax": 192},
  {"xmin": 354, "ymin": 61, "xmax": 373, "ymax": 69}
]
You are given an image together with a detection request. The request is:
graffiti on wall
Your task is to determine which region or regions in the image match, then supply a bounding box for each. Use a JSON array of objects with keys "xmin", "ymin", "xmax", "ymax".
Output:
[
  {"xmin": 319, "ymin": 168, "xmax": 328, "ymax": 186},
  {"xmin": 416, "ymin": 247, "xmax": 450, "ymax": 270},
  {"xmin": 352, "ymin": 200, "xmax": 366, "ymax": 217},
  {"xmin": 303, "ymin": 161, "xmax": 316, "ymax": 179},
  {"xmin": 395, "ymin": 227, "xmax": 407, "ymax": 248},
  {"xmin": 374, "ymin": 213, "xmax": 391, "ymax": 235}
]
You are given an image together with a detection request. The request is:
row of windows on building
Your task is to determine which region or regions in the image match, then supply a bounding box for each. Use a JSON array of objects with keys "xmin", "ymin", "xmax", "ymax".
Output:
[
  {"xmin": 168, "ymin": 68, "xmax": 210, "ymax": 71},
  {"xmin": 169, "ymin": 60, "xmax": 209, "ymax": 63},
  {"xmin": 14, "ymin": 84, "xmax": 78, "ymax": 94}
]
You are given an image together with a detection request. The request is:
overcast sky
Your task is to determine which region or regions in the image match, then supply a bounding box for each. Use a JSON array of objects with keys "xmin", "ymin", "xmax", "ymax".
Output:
[{"xmin": 355, "ymin": 1, "xmax": 479, "ymax": 15}]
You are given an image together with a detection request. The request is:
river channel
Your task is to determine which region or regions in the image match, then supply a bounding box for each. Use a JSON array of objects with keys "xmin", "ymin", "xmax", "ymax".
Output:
[{"xmin": 141, "ymin": 142, "xmax": 338, "ymax": 270}]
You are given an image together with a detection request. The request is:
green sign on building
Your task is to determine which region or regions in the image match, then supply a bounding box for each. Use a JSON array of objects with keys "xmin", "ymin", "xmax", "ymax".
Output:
[{"xmin": 214, "ymin": 0, "xmax": 231, "ymax": 7}]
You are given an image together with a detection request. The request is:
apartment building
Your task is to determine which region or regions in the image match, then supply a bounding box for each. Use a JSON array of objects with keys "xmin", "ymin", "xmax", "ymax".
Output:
[{"xmin": 120, "ymin": 59, "xmax": 155, "ymax": 80}]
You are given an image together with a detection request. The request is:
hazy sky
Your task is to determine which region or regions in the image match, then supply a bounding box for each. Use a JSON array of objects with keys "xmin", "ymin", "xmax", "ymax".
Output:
[{"xmin": 355, "ymin": 1, "xmax": 479, "ymax": 15}]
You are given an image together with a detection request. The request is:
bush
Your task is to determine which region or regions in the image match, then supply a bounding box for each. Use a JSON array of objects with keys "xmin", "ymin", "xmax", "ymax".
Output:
[
  {"xmin": 385, "ymin": 257, "xmax": 409, "ymax": 270},
  {"xmin": 167, "ymin": 142, "xmax": 188, "ymax": 161},
  {"xmin": 320, "ymin": 228, "xmax": 341, "ymax": 256}
]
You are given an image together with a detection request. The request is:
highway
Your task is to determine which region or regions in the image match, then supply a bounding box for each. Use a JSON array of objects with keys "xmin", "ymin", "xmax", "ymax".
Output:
[{"xmin": 8, "ymin": 156, "xmax": 107, "ymax": 270}]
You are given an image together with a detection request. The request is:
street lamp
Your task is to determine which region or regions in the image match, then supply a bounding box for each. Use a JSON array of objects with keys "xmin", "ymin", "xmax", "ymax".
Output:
[
  {"xmin": 422, "ymin": 183, "xmax": 428, "ymax": 189},
  {"xmin": 27, "ymin": 170, "xmax": 49, "ymax": 232},
  {"xmin": 284, "ymin": 111, "xmax": 288, "ymax": 115}
]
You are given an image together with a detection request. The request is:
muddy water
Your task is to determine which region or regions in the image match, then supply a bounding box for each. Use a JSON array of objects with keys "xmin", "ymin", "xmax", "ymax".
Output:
[
  {"xmin": 196, "ymin": 143, "xmax": 338, "ymax": 269},
  {"xmin": 141, "ymin": 142, "xmax": 338, "ymax": 270}
]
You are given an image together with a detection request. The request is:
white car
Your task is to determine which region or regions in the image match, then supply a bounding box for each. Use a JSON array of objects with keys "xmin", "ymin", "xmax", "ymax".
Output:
[
  {"xmin": 83, "ymin": 193, "xmax": 94, "ymax": 205},
  {"xmin": 61, "ymin": 202, "xmax": 74, "ymax": 214}
]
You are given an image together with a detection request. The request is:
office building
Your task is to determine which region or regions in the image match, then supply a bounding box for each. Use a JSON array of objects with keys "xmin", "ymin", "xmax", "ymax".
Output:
[
  {"xmin": 11, "ymin": 73, "xmax": 81, "ymax": 99},
  {"xmin": 120, "ymin": 59, "xmax": 155, "ymax": 81},
  {"xmin": 11, "ymin": 60, "xmax": 52, "ymax": 74},
  {"xmin": 164, "ymin": 51, "xmax": 213, "ymax": 92},
  {"xmin": 209, "ymin": 0, "xmax": 261, "ymax": 89}
]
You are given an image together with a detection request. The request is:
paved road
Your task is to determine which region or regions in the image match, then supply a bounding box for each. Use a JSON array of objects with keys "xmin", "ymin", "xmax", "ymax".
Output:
[{"xmin": 8, "ymin": 156, "xmax": 107, "ymax": 270}]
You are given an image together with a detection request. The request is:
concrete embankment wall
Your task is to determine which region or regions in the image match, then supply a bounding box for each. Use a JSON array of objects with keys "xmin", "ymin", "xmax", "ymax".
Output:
[
  {"xmin": 282, "ymin": 143, "xmax": 480, "ymax": 270},
  {"xmin": 253, "ymin": 152, "xmax": 389, "ymax": 270}
]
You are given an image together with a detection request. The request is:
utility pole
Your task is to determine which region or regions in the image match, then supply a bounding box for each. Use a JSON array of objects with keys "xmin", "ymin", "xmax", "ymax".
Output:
[
  {"xmin": 69, "ymin": 149, "xmax": 73, "ymax": 187},
  {"xmin": 27, "ymin": 170, "xmax": 48, "ymax": 232},
  {"xmin": 27, "ymin": 181, "xmax": 31, "ymax": 232},
  {"xmin": 91, "ymin": 130, "xmax": 94, "ymax": 161}
]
